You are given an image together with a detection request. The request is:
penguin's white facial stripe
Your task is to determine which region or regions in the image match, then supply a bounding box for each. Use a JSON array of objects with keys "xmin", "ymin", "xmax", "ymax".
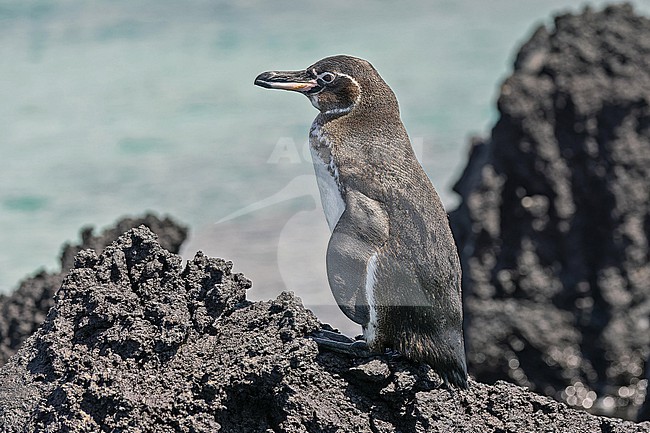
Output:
[
  {"xmin": 308, "ymin": 94, "xmax": 320, "ymax": 110},
  {"xmin": 324, "ymin": 105, "xmax": 353, "ymax": 115},
  {"xmin": 323, "ymin": 73, "xmax": 361, "ymax": 115},
  {"xmin": 308, "ymin": 72, "xmax": 361, "ymax": 116},
  {"xmin": 364, "ymin": 252, "xmax": 380, "ymax": 345}
]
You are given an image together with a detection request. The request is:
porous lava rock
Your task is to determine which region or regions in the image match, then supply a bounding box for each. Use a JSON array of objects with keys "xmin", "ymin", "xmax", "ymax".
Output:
[
  {"xmin": 0, "ymin": 213, "xmax": 188, "ymax": 366},
  {"xmin": 1, "ymin": 226, "xmax": 650, "ymax": 432},
  {"xmin": 450, "ymin": 3, "xmax": 650, "ymax": 420}
]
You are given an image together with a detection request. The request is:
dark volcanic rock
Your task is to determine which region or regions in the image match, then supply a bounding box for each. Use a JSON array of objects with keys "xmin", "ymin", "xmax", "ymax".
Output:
[
  {"xmin": 58, "ymin": 213, "xmax": 188, "ymax": 272},
  {"xmin": 450, "ymin": 3, "xmax": 650, "ymax": 420},
  {"xmin": 643, "ymin": 366, "xmax": 650, "ymax": 421},
  {"xmin": 0, "ymin": 213, "xmax": 188, "ymax": 367},
  {"xmin": 2, "ymin": 226, "xmax": 650, "ymax": 432}
]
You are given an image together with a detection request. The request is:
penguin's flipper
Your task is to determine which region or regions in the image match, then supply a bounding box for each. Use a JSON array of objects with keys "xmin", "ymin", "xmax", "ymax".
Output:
[{"xmin": 326, "ymin": 190, "xmax": 389, "ymax": 326}]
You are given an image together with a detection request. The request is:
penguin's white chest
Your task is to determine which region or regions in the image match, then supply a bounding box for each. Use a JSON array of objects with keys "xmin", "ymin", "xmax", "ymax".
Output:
[{"xmin": 309, "ymin": 125, "xmax": 345, "ymax": 231}]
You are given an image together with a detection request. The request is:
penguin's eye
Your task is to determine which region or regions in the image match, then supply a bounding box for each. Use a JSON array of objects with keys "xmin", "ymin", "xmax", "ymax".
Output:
[{"xmin": 318, "ymin": 72, "xmax": 336, "ymax": 84}]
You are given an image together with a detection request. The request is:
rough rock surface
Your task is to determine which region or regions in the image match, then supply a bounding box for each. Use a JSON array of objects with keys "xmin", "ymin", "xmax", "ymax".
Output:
[
  {"xmin": 450, "ymin": 3, "xmax": 650, "ymax": 420},
  {"xmin": 0, "ymin": 214, "xmax": 188, "ymax": 366},
  {"xmin": 643, "ymin": 383, "xmax": 650, "ymax": 421},
  {"xmin": 2, "ymin": 226, "xmax": 650, "ymax": 432}
]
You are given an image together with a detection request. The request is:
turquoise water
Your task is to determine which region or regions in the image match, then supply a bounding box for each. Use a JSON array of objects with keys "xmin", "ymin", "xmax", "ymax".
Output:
[{"xmin": 2, "ymin": 0, "xmax": 649, "ymax": 297}]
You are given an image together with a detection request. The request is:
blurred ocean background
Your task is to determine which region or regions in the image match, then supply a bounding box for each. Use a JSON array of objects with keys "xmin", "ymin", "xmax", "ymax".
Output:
[{"xmin": 2, "ymin": 0, "xmax": 649, "ymax": 331}]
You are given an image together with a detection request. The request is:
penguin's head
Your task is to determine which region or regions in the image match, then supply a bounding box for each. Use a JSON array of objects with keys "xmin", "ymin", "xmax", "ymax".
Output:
[{"xmin": 255, "ymin": 55, "xmax": 398, "ymax": 118}]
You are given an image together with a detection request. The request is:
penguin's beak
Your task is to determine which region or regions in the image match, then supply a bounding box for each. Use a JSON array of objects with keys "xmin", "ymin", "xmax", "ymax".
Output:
[{"xmin": 254, "ymin": 69, "xmax": 319, "ymax": 93}]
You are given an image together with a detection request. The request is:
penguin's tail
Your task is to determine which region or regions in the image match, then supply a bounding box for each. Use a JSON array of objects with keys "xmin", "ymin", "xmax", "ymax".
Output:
[
  {"xmin": 396, "ymin": 331, "xmax": 469, "ymax": 389},
  {"xmin": 439, "ymin": 364, "xmax": 469, "ymax": 389}
]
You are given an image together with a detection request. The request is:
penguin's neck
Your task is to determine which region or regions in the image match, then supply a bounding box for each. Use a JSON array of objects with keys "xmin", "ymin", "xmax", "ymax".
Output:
[{"xmin": 309, "ymin": 117, "xmax": 331, "ymax": 160}]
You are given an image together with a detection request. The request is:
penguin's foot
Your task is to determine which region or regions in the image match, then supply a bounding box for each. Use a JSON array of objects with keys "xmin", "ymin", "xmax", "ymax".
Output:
[
  {"xmin": 311, "ymin": 330, "xmax": 370, "ymax": 357},
  {"xmin": 384, "ymin": 348, "xmax": 403, "ymax": 361}
]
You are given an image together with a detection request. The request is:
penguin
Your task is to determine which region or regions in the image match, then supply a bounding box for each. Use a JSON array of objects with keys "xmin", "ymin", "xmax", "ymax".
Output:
[{"xmin": 254, "ymin": 55, "xmax": 468, "ymax": 388}]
